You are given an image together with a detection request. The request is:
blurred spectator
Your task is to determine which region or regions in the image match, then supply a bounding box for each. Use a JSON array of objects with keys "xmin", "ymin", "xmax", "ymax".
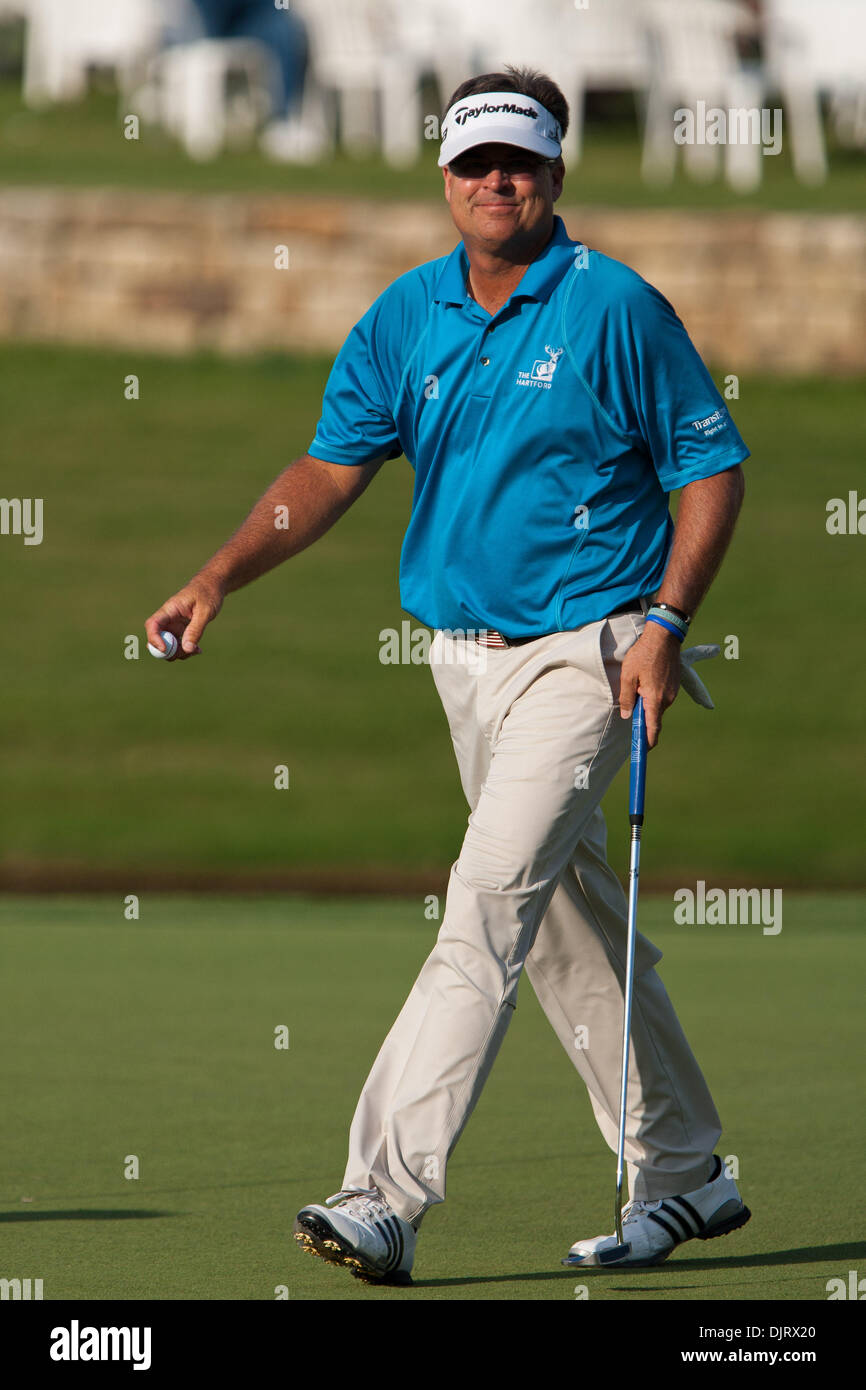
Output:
[
  {"xmin": 191, "ymin": 0, "xmax": 306, "ymax": 115},
  {"xmin": 190, "ymin": 0, "xmax": 324, "ymax": 160}
]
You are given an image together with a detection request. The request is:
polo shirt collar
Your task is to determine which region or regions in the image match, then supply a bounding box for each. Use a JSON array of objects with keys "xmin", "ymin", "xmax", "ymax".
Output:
[{"xmin": 433, "ymin": 215, "xmax": 576, "ymax": 308}]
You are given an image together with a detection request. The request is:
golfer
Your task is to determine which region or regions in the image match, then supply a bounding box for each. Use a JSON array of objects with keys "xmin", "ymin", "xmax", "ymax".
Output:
[{"xmin": 146, "ymin": 67, "xmax": 751, "ymax": 1285}]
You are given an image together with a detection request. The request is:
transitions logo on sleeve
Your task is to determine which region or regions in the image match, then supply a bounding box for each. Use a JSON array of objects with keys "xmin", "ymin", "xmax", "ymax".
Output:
[{"xmin": 690, "ymin": 407, "xmax": 730, "ymax": 440}]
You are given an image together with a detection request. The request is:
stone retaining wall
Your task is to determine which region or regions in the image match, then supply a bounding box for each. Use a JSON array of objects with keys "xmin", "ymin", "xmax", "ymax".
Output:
[{"xmin": 0, "ymin": 186, "xmax": 863, "ymax": 372}]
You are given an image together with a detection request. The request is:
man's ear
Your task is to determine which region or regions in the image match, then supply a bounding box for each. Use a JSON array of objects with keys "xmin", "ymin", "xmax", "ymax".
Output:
[
  {"xmin": 442, "ymin": 166, "xmax": 452, "ymax": 204},
  {"xmin": 551, "ymin": 158, "xmax": 565, "ymax": 203}
]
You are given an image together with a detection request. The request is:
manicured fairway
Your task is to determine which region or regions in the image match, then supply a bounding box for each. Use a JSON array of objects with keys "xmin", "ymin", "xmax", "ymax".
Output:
[
  {"xmin": 0, "ymin": 892, "xmax": 862, "ymax": 1301},
  {"xmin": 1, "ymin": 345, "xmax": 863, "ymax": 889}
]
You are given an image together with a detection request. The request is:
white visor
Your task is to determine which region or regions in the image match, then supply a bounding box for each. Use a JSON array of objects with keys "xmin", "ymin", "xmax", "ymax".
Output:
[{"xmin": 438, "ymin": 91, "xmax": 562, "ymax": 168}]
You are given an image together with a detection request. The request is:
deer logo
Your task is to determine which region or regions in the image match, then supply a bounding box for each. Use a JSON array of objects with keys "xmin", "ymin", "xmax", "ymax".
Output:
[{"xmin": 531, "ymin": 345, "xmax": 564, "ymax": 383}]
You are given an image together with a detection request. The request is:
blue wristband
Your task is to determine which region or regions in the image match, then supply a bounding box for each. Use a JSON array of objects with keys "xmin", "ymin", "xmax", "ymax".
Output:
[
  {"xmin": 645, "ymin": 613, "xmax": 686, "ymax": 642},
  {"xmin": 648, "ymin": 603, "xmax": 690, "ymax": 637}
]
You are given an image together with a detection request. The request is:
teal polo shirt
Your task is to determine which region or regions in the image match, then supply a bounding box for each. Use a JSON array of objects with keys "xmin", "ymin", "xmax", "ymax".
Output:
[{"xmin": 308, "ymin": 215, "xmax": 749, "ymax": 636}]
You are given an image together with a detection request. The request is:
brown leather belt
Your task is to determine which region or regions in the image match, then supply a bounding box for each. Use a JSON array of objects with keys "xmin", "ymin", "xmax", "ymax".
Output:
[{"xmin": 474, "ymin": 598, "xmax": 646, "ymax": 648}]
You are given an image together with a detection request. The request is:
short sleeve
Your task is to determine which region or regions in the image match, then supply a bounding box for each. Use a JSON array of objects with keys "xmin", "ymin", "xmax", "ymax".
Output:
[
  {"xmin": 613, "ymin": 277, "xmax": 749, "ymax": 491},
  {"xmin": 308, "ymin": 302, "xmax": 403, "ymax": 466}
]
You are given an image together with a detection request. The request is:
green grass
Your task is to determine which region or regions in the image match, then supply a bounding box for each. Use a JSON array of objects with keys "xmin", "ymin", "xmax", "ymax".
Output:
[
  {"xmin": 0, "ymin": 892, "xmax": 862, "ymax": 1300},
  {"xmin": 0, "ymin": 344, "xmax": 863, "ymax": 886},
  {"xmin": 0, "ymin": 71, "xmax": 865, "ymax": 210}
]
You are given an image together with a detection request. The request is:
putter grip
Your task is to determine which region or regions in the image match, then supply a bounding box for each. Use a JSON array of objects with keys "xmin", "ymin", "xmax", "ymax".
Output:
[{"xmin": 629, "ymin": 697, "xmax": 647, "ymax": 825}]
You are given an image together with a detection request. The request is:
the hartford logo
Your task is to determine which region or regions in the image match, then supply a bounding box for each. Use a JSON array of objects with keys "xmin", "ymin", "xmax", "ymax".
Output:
[
  {"xmin": 674, "ymin": 881, "xmax": 782, "ymax": 935},
  {"xmin": 517, "ymin": 345, "xmax": 563, "ymax": 390},
  {"xmin": 50, "ymin": 1320, "xmax": 152, "ymax": 1371}
]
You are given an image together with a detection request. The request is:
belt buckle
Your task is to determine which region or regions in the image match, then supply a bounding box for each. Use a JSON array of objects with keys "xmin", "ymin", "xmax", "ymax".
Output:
[{"xmin": 476, "ymin": 629, "xmax": 509, "ymax": 649}]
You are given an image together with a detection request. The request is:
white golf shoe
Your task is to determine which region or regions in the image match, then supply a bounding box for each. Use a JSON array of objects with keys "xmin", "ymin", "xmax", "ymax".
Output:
[
  {"xmin": 294, "ymin": 1188, "xmax": 416, "ymax": 1285},
  {"xmin": 563, "ymin": 1155, "xmax": 751, "ymax": 1269}
]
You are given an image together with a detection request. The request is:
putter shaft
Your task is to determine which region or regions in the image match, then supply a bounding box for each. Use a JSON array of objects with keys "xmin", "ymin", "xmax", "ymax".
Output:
[
  {"xmin": 615, "ymin": 697, "xmax": 648, "ymax": 1246},
  {"xmin": 615, "ymin": 824, "xmax": 642, "ymax": 1244}
]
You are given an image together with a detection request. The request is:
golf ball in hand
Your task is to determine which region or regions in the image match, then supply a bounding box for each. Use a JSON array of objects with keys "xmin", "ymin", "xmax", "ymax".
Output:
[{"xmin": 147, "ymin": 630, "xmax": 178, "ymax": 660}]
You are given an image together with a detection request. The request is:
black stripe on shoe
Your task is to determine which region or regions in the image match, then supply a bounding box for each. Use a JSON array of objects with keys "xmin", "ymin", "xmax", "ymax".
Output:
[
  {"xmin": 647, "ymin": 1210, "xmax": 685, "ymax": 1245},
  {"xmin": 657, "ymin": 1202, "xmax": 698, "ymax": 1241},
  {"xmin": 385, "ymin": 1216, "xmax": 403, "ymax": 1271},
  {"xmin": 375, "ymin": 1219, "xmax": 394, "ymax": 1265},
  {"xmin": 378, "ymin": 1217, "xmax": 394, "ymax": 1273},
  {"xmin": 664, "ymin": 1195, "xmax": 704, "ymax": 1237}
]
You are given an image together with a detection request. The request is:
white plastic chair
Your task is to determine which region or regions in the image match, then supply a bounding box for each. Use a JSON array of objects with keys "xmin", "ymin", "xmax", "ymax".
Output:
[
  {"xmin": 639, "ymin": 0, "xmax": 764, "ymax": 191},
  {"xmin": 156, "ymin": 37, "xmax": 279, "ymax": 161},
  {"xmin": 444, "ymin": 0, "xmax": 649, "ymax": 165},
  {"xmin": 388, "ymin": 0, "xmax": 475, "ymax": 141},
  {"xmin": 22, "ymin": 0, "xmax": 166, "ymax": 107},
  {"xmin": 291, "ymin": 0, "xmax": 425, "ymax": 166},
  {"xmin": 764, "ymin": 0, "xmax": 866, "ymax": 183}
]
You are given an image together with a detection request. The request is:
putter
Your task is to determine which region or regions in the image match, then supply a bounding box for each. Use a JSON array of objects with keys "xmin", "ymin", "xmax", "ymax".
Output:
[{"xmin": 614, "ymin": 694, "xmax": 647, "ymax": 1248}]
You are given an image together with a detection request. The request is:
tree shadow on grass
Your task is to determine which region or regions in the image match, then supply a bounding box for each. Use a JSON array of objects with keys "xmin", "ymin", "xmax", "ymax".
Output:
[
  {"xmin": 413, "ymin": 1242, "xmax": 866, "ymax": 1290},
  {"xmin": 0, "ymin": 1209, "xmax": 176, "ymax": 1223}
]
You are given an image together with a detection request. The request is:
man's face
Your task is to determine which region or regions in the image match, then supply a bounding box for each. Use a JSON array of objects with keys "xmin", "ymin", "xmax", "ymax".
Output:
[{"xmin": 442, "ymin": 142, "xmax": 564, "ymax": 253}]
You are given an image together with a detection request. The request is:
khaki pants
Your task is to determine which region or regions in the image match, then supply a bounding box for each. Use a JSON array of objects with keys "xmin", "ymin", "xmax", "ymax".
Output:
[{"xmin": 342, "ymin": 609, "xmax": 721, "ymax": 1227}]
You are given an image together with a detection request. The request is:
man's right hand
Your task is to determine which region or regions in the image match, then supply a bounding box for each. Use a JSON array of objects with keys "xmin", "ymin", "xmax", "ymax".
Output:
[{"xmin": 144, "ymin": 575, "xmax": 226, "ymax": 661}]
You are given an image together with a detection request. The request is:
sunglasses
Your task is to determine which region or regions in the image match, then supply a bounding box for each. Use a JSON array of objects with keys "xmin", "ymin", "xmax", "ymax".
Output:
[{"xmin": 448, "ymin": 153, "xmax": 558, "ymax": 180}]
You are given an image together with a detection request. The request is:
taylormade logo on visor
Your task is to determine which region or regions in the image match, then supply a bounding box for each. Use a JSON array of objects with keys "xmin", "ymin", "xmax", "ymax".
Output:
[
  {"xmin": 453, "ymin": 101, "xmax": 538, "ymax": 125},
  {"xmin": 438, "ymin": 90, "xmax": 562, "ymax": 166}
]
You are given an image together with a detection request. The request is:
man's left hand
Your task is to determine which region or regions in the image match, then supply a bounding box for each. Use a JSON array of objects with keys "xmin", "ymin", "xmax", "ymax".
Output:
[{"xmin": 619, "ymin": 623, "xmax": 681, "ymax": 748}]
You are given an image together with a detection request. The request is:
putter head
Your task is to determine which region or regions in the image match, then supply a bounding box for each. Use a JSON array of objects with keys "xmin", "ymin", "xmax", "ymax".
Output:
[{"xmin": 560, "ymin": 1241, "xmax": 633, "ymax": 1268}]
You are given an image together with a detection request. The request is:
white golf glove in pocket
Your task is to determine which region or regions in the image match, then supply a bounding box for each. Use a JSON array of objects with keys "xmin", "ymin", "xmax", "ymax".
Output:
[{"xmin": 679, "ymin": 643, "xmax": 721, "ymax": 709}]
